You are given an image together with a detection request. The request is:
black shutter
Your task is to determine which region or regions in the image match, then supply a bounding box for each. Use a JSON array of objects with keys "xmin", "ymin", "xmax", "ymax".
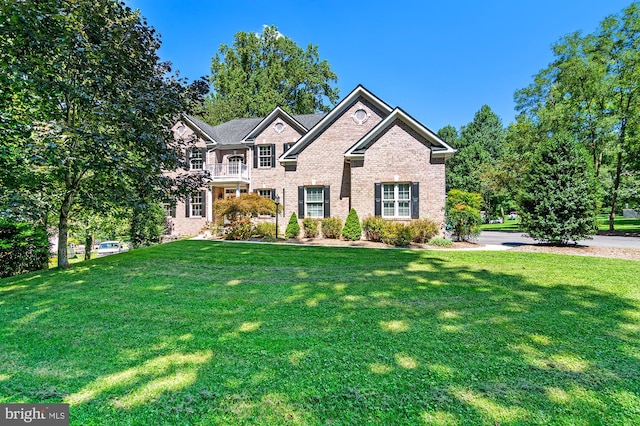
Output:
[
  {"xmin": 185, "ymin": 195, "xmax": 190, "ymax": 218},
  {"xmin": 270, "ymin": 144, "xmax": 276, "ymax": 167},
  {"xmin": 170, "ymin": 203, "xmax": 176, "ymax": 218},
  {"xmin": 201, "ymin": 148, "xmax": 207, "ymax": 166},
  {"xmin": 271, "ymin": 188, "xmax": 276, "ymax": 200},
  {"xmin": 202, "ymin": 190, "xmax": 208, "ymax": 218},
  {"xmin": 298, "ymin": 186, "xmax": 305, "ymax": 218},
  {"xmin": 283, "ymin": 143, "xmax": 292, "ymax": 154},
  {"xmin": 253, "ymin": 147, "xmax": 258, "ymax": 168},
  {"xmin": 374, "ymin": 183, "xmax": 382, "ymax": 217},
  {"xmin": 323, "ymin": 185, "xmax": 330, "ymax": 218},
  {"xmin": 411, "ymin": 182, "xmax": 420, "ymax": 219}
]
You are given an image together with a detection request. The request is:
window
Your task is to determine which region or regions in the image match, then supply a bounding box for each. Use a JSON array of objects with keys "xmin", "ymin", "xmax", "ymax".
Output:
[
  {"xmin": 305, "ymin": 187, "xmax": 324, "ymax": 218},
  {"xmin": 257, "ymin": 189, "xmax": 273, "ymax": 199},
  {"xmin": 382, "ymin": 183, "xmax": 411, "ymax": 218},
  {"xmin": 163, "ymin": 201, "xmax": 176, "ymax": 218},
  {"xmin": 190, "ymin": 192, "xmax": 203, "ymax": 217},
  {"xmin": 190, "ymin": 148, "xmax": 203, "ymax": 170},
  {"xmin": 258, "ymin": 145, "xmax": 272, "ymax": 168},
  {"xmin": 274, "ymin": 122, "xmax": 285, "ymax": 133}
]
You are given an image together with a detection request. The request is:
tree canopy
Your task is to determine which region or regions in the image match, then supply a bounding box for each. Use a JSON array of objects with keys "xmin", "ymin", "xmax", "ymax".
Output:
[
  {"xmin": 0, "ymin": 0, "xmax": 207, "ymax": 268},
  {"xmin": 202, "ymin": 25, "xmax": 340, "ymax": 124}
]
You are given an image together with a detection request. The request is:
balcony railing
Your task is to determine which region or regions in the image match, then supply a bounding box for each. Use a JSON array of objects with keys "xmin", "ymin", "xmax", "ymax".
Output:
[{"xmin": 205, "ymin": 163, "xmax": 250, "ymax": 182}]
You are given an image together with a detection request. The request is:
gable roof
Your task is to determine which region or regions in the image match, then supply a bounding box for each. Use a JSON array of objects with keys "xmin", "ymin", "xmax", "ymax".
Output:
[
  {"xmin": 183, "ymin": 112, "xmax": 325, "ymax": 147},
  {"xmin": 243, "ymin": 107, "xmax": 309, "ymax": 141},
  {"xmin": 344, "ymin": 107, "xmax": 456, "ymax": 159},
  {"xmin": 279, "ymin": 85, "xmax": 394, "ymax": 163}
]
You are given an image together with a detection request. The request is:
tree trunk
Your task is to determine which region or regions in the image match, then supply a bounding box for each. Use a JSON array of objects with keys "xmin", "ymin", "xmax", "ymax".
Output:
[
  {"xmin": 84, "ymin": 232, "xmax": 92, "ymax": 261},
  {"xmin": 57, "ymin": 193, "xmax": 73, "ymax": 268},
  {"xmin": 609, "ymin": 150, "xmax": 623, "ymax": 232}
]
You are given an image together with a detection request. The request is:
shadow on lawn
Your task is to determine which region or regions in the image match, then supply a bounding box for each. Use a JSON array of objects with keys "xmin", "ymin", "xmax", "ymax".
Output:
[{"xmin": 1, "ymin": 240, "xmax": 639, "ymax": 424}]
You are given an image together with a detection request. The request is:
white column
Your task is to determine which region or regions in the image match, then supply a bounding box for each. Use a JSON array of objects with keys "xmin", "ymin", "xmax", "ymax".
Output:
[{"xmin": 207, "ymin": 187, "xmax": 213, "ymax": 221}]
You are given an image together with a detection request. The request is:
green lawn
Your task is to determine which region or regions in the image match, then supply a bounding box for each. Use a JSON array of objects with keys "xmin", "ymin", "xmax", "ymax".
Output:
[
  {"xmin": 481, "ymin": 214, "xmax": 640, "ymax": 233},
  {"xmin": 2, "ymin": 241, "xmax": 640, "ymax": 425}
]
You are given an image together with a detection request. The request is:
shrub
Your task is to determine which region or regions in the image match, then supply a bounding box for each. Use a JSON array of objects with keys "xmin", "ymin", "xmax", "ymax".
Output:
[
  {"xmin": 321, "ymin": 217, "xmax": 342, "ymax": 239},
  {"xmin": 341, "ymin": 208, "xmax": 362, "ymax": 241},
  {"xmin": 302, "ymin": 218, "xmax": 319, "ymax": 238},
  {"xmin": 428, "ymin": 237, "xmax": 453, "ymax": 247},
  {"xmin": 0, "ymin": 218, "xmax": 50, "ymax": 278},
  {"xmin": 362, "ymin": 216, "xmax": 387, "ymax": 242},
  {"xmin": 446, "ymin": 189, "xmax": 482, "ymax": 242},
  {"xmin": 254, "ymin": 222, "xmax": 276, "ymax": 238},
  {"xmin": 225, "ymin": 217, "xmax": 254, "ymax": 240},
  {"xmin": 381, "ymin": 222, "xmax": 414, "ymax": 246},
  {"xmin": 410, "ymin": 218, "xmax": 440, "ymax": 243},
  {"xmin": 519, "ymin": 132, "xmax": 597, "ymax": 244},
  {"xmin": 285, "ymin": 213, "xmax": 300, "ymax": 238}
]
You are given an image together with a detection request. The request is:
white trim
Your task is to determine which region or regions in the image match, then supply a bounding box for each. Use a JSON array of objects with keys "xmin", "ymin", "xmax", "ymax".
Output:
[
  {"xmin": 243, "ymin": 107, "xmax": 307, "ymax": 142},
  {"xmin": 182, "ymin": 115, "xmax": 216, "ymax": 144}
]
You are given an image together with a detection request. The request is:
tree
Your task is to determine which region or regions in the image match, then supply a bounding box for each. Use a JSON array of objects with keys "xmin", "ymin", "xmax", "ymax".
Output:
[
  {"xmin": 203, "ymin": 25, "xmax": 340, "ymax": 124},
  {"xmin": 515, "ymin": 3, "xmax": 640, "ymax": 231},
  {"xmin": 446, "ymin": 190, "xmax": 482, "ymax": 242},
  {"xmin": 445, "ymin": 106, "xmax": 507, "ymax": 215},
  {"xmin": 0, "ymin": 0, "xmax": 207, "ymax": 268},
  {"xmin": 519, "ymin": 133, "xmax": 598, "ymax": 244},
  {"xmin": 285, "ymin": 213, "xmax": 300, "ymax": 239},
  {"xmin": 341, "ymin": 208, "xmax": 361, "ymax": 241}
]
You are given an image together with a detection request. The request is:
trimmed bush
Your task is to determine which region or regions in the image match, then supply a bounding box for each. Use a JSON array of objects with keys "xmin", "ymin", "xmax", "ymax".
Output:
[
  {"xmin": 341, "ymin": 208, "xmax": 362, "ymax": 241},
  {"xmin": 410, "ymin": 218, "xmax": 440, "ymax": 243},
  {"xmin": 321, "ymin": 217, "xmax": 342, "ymax": 239},
  {"xmin": 446, "ymin": 189, "xmax": 482, "ymax": 242},
  {"xmin": 254, "ymin": 222, "xmax": 276, "ymax": 238},
  {"xmin": 428, "ymin": 237, "xmax": 453, "ymax": 247},
  {"xmin": 302, "ymin": 217, "xmax": 319, "ymax": 238},
  {"xmin": 362, "ymin": 216, "xmax": 386, "ymax": 242},
  {"xmin": 285, "ymin": 213, "xmax": 300, "ymax": 238},
  {"xmin": 381, "ymin": 222, "xmax": 414, "ymax": 246}
]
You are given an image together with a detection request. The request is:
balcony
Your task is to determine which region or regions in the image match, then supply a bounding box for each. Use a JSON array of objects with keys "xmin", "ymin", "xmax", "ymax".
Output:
[{"xmin": 205, "ymin": 163, "xmax": 250, "ymax": 184}]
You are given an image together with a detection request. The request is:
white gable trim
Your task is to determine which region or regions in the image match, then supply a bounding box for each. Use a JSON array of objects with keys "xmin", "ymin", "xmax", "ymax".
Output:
[
  {"xmin": 182, "ymin": 115, "xmax": 217, "ymax": 144},
  {"xmin": 279, "ymin": 85, "xmax": 393, "ymax": 164},
  {"xmin": 344, "ymin": 107, "xmax": 456, "ymax": 159},
  {"xmin": 243, "ymin": 107, "xmax": 308, "ymax": 142}
]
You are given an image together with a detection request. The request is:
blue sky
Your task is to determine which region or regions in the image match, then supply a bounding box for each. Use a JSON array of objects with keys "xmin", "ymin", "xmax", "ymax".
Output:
[{"xmin": 127, "ymin": 0, "xmax": 633, "ymax": 131}]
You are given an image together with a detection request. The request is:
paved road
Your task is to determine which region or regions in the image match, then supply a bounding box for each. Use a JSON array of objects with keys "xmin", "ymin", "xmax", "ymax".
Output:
[{"xmin": 477, "ymin": 231, "xmax": 640, "ymax": 249}]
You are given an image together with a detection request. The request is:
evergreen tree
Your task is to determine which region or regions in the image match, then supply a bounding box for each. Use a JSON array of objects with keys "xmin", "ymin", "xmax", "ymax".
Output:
[
  {"xmin": 285, "ymin": 213, "xmax": 300, "ymax": 238},
  {"xmin": 519, "ymin": 133, "xmax": 598, "ymax": 244},
  {"xmin": 341, "ymin": 208, "xmax": 362, "ymax": 241}
]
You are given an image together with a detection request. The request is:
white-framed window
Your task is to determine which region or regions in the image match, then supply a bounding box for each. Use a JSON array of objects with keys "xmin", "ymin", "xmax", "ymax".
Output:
[
  {"xmin": 305, "ymin": 187, "xmax": 324, "ymax": 218},
  {"xmin": 190, "ymin": 148, "xmax": 203, "ymax": 170},
  {"xmin": 163, "ymin": 201, "xmax": 176, "ymax": 218},
  {"xmin": 257, "ymin": 189, "xmax": 273, "ymax": 199},
  {"xmin": 258, "ymin": 145, "xmax": 272, "ymax": 168},
  {"xmin": 190, "ymin": 192, "xmax": 203, "ymax": 217},
  {"xmin": 383, "ymin": 183, "xmax": 410, "ymax": 218}
]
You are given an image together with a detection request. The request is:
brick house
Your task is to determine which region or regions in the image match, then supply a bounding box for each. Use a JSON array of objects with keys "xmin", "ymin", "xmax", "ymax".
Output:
[{"xmin": 166, "ymin": 85, "xmax": 455, "ymax": 237}]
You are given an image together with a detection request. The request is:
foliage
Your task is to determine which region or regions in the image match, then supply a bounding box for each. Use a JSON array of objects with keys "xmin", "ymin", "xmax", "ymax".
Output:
[
  {"xmin": 130, "ymin": 202, "xmax": 166, "ymax": 248},
  {"xmin": 446, "ymin": 190, "xmax": 482, "ymax": 242},
  {"xmin": 213, "ymin": 193, "xmax": 275, "ymax": 220},
  {"xmin": 320, "ymin": 217, "xmax": 342, "ymax": 239},
  {"xmin": 428, "ymin": 237, "xmax": 454, "ymax": 247},
  {"xmin": 341, "ymin": 208, "xmax": 362, "ymax": 241},
  {"xmin": 2, "ymin": 240, "xmax": 640, "ymax": 424},
  {"xmin": 224, "ymin": 218, "xmax": 254, "ymax": 240},
  {"xmin": 285, "ymin": 212, "xmax": 300, "ymax": 238},
  {"xmin": 0, "ymin": 218, "xmax": 50, "ymax": 277},
  {"xmin": 203, "ymin": 25, "xmax": 339, "ymax": 124},
  {"xmin": 519, "ymin": 133, "xmax": 598, "ymax": 244},
  {"xmin": 514, "ymin": 3, "xmax": 640, "ymax": 231},
  {"xmin": 445, "ymin": 105, "xmax": 507, "ymax": 213},
  {"xmin": 253, "ymin": 222, "xmax": 276, "ymax": 238},
  {"xmin": 361, "ymin": 216, "xmax": 387, "ymax": 242},
  {"xmin": 302, "ymin": 218, "xmax": 319, "ymax": 238},
  {"xmin": 410, "ymin": 218, "xmax": 440, "ymax": 243},
  {"xmin": 380, "ymin": 222, "xmax": 414, "ymax": 246},
  {"xmin": 0, "ymin": 0, "xmax": 208, "ymax": 268}
]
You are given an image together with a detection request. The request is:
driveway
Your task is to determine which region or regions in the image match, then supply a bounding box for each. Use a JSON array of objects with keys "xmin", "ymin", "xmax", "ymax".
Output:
[{"xmin": 477, "ymin": 231, "xmax": 640, "ymax": 249}]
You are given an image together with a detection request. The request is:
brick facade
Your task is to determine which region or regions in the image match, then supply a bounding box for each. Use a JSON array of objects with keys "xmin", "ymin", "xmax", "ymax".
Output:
[{"xmin": 166, "ymin": 86, "xmax": 454, "ymax": 237}]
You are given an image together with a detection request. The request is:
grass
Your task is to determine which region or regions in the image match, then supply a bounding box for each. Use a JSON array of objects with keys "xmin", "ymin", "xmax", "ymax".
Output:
[
  {"xmin": 481, "ymin": 214, "xmax": 640, "ymax": 233},
  {"xmin": 2, "ymin": 240, "xmax": 640, "ymax": 425}
]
